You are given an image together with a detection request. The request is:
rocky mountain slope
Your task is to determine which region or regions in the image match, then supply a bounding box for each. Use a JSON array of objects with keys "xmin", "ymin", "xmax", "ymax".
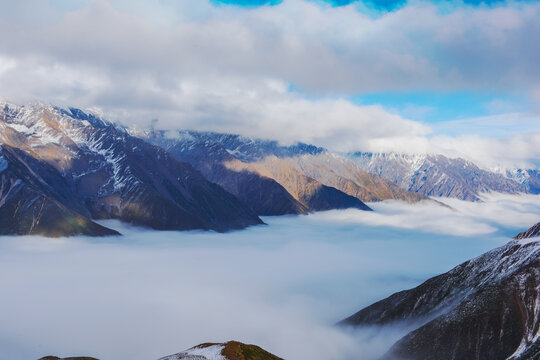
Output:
[
  {"xmin": 146, "ymin": 130, "xmax": 427, "ymax": 215},
  {"xmin": 236, "ymin": 153, "xmax": 427, "ymax": 203},
  {"xmin": 341, "ymin": 238, "xmax": 540, "ymax": 360},
  {"xmin": 0, "ymin": 103, "xmax": 262, "ymax": 235},
  {"xmin": 515, "ymin": 221, "xmax": 540, "ymax": 240},
  {"xmin": 39, "ymin": 341, "xmax": 283, "ymax": 360},
  {"xmin": 223, "ymin": 157, "xmax": 372, "ymax": 212},
  {"xmin": 351, "ymin": 152, "xmax": 527, "ymax": 201},
  {"xmin": 0, "ymin": 144, "xmax": 119, "ymax": 236},
  {"xmin": 145, "ymin": 130, "xmax": 308, "ymax": 216},
  {"xmin": 160, "ymin": 341, "xmax": 284, "ymax": 360}
]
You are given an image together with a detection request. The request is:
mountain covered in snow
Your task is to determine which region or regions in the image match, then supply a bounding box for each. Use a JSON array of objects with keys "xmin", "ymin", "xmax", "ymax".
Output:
[
  {"xmin": 351, "ymin": 152, "xmax": 529, "ymax": 201},
  {"xmin": 506, "ymin": 168, "xmax": 540, "ymax": 195},
  {"xmin": 0, "ymin": 102, "xmax": 263, "ymax": 236},
  {"xmin": 144, "ymin": 130, "xmax": 427, "ymax": 216},
  {"xmin": 341, "ymin": 237, "xmax": 540, "ymax": 360}
]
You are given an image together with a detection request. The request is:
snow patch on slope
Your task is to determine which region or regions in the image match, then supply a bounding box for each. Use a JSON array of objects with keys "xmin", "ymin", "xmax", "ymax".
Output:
[{"xmin": 159, "ymin": 344, "xmax": 226, "ymax": 360}]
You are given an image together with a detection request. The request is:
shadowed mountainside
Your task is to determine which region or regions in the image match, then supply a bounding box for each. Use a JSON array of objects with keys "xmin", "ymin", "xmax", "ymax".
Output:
[
  {"xmin": 0, "ymin": 145, "xmax": 118, "ymax": 237},
  {"xmin": 341, "ymin": 238, "xmax": 540, "ymax": 360}
]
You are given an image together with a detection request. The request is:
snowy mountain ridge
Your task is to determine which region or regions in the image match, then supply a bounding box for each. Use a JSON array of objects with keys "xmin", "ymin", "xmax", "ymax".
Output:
[
  {"xmin": 0, "ymin": 102, "xmax": 263, "ymax": 236},
  {"xmin": 343, "ymin": 237, "xmax": 540, "ymax": 360},
  {"xmin": 350, "ymin": 151, "xmax": 531, "ymax": 201}
]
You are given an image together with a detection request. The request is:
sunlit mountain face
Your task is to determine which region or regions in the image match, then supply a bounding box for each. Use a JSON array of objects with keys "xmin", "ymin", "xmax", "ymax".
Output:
[{"xmin": 0, "ymin": 0, "xmax": 539, "ymax": 359}]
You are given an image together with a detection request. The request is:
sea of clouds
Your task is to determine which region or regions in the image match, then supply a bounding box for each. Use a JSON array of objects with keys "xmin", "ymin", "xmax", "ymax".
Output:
[{"xmin": 0, "ymin": 193, "xmax": 539, "ymax": 360}]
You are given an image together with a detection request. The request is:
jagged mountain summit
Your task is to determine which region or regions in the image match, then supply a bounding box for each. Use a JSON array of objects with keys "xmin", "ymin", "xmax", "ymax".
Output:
[
  {"xmin": 514, "ymin": 221, "xmax": 540, "ymax": 239},
  {"xmin": 144, "ymin": 130, "xmax": 428, "ymax": 216},
  {"xmin": 351, "ymin": 152, "xmax": 528, "ymax": 201},
  {"xmin": 341, "ymin": 238, "xmax": 540, "ymax": 360},
  {"xmin": 506, "ymin": 168, "xmax": 540, "ymax": 194},
  {"xmin": 0, "ymin": 102, "xmax": 262, "ymax": 236}
]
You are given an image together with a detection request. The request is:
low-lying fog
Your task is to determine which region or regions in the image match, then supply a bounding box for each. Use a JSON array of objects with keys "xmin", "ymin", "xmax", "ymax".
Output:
[{"xmin": 1, "ymin": 193, "xmax": 539, "ymax": 360}]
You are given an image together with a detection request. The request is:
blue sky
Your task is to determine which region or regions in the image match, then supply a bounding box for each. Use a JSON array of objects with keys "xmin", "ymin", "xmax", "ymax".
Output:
[
  {"xmin": 209, "ymin": 0, "xmax": 535, "ymax": 128},
  {"xmin": 212, "ymin": 0, "xmax": 534, "ymax": 10}
]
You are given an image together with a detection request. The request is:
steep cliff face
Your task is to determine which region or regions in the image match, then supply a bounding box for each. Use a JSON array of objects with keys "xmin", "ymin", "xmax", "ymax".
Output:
[
  {"xmin": 351, "ymin": 152, "xmax": 527, "ymax": 201},
  {"xmin": 341, "ymin": 239, "xmax": 540, "ymax": 360},
  {"xmin": 0, "ymin": 103, "xmax": 263, "ymax": 235}
]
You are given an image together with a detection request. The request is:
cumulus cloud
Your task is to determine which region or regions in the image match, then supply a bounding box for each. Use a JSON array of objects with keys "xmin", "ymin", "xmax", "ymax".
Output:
[{"xmin": 0, "ymin": 0, "xmax": 538, "ymax": 168}]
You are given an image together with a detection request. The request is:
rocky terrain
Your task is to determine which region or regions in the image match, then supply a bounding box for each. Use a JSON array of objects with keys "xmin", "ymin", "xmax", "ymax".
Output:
[
  {"xmin": 515, "ymin": 221, "xmax": 540, "ymax": 240},
  {"xmin": 0, "ymin": 103, "xmax": 263, "ymax": 235},
  {"xmin": 351, "ymin": 152, "xmax": 528, "ymax": 201},
  {"xmin": 341, "ymin": 238, "xmax": 540, "ymax": 360}
]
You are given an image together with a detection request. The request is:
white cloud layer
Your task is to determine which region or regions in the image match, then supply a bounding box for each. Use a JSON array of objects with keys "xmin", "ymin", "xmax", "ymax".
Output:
[
  {"xmin": 0, "ymin": 0, "xmax": 539, "ymax": 168},
  {"xmin": 0, "ymin": 194, "xmax": 538, "ymax": 360}
]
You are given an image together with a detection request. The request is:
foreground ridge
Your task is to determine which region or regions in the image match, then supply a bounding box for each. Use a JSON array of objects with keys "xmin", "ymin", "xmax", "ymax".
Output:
[
  {"xmin": 341, "ymin": 237, "xmax": 540, "ymax": 360},
  {"xmin": 39, "ymin": 341, "xmax": 284, "ymax": 360}
]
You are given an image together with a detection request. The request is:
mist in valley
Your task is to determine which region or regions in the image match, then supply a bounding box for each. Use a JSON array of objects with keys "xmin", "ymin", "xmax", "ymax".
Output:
[{"xmin": 1, "ymin": 194, "xmax": 539, "ymax": 360}]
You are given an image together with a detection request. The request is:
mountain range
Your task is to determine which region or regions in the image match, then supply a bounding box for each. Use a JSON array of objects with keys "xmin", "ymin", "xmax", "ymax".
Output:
[
  {"xmin": 144, "ymin": 130, "xmax": 427, "ymax": 216},
  {"xmin": 351, "ymin": 152, "xmax": 534, "ymax": 202},
  {"xmin": 2, "ymin": 101, "xmax": 539, "ymax": 236},
  {"xmin": 0, "ymin": 103, "xmax": 264, "ymax": 236}
]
